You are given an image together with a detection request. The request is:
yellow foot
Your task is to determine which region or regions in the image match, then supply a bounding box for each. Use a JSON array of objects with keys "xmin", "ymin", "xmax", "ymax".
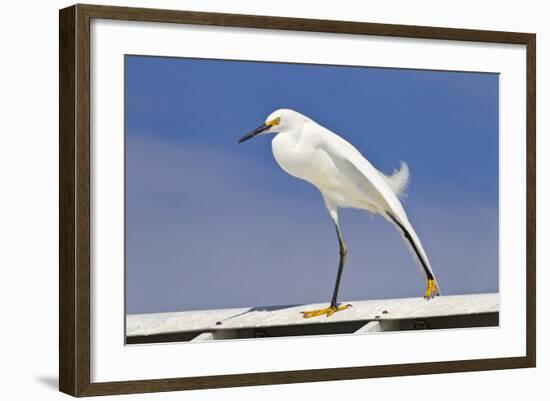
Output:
[
  {"xmin": 301, "ymin": 304, "xmax": 352, "ymax": 318},
  {"xmin": 424, "ymin": 279, "xmax": 440, "ymax": 300}
]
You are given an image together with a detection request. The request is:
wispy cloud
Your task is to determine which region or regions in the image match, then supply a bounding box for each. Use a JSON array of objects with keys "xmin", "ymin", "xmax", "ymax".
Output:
[{"xmin": 126, "ymin": 134, "xmax": 498, "ymax": 314}]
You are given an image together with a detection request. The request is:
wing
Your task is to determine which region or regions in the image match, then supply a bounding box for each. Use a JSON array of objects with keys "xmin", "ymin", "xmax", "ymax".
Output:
[{"xmin": 313, "ymin": 123, "xmax": 440, "ymax": 291}]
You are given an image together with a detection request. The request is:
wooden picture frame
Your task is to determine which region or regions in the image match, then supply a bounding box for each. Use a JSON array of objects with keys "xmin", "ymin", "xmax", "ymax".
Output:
[{"xmin": 59, "ymin": 3, "xmax": 536, "ymax": 397}]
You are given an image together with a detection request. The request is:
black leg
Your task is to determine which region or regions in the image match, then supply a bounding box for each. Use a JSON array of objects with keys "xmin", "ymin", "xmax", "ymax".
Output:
[{"xmin": 330, "ymin": 223, "xmax": 347, "ymax": 308}]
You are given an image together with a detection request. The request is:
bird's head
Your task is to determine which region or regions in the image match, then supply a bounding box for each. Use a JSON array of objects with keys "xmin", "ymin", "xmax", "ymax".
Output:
[{"xmin": 238, "ymin": 109, "xmax": 306, "ymax": 143}]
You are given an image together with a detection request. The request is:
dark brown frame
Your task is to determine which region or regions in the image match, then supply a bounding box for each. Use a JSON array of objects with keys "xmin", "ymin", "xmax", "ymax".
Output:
[{"xmin": 59, "ymin": 3, "xmax": 536, "ymax": 397}]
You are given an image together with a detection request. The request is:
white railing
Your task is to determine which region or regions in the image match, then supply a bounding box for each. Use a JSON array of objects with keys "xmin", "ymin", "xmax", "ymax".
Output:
[{"xmin": 126, "ymin": 293, "xmax": 499, "ymax": 343}]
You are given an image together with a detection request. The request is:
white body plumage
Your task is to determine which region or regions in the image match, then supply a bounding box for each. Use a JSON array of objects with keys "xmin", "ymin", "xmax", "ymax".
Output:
[{"xmin": 239, "ymin": 108, "xmax": 440, "ymax": 307}]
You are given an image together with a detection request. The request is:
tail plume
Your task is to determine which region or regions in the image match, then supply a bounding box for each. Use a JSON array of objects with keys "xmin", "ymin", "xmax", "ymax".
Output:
[{"xmin": 383, "ymin": 161, "xmax": 409, "ymax": 199}]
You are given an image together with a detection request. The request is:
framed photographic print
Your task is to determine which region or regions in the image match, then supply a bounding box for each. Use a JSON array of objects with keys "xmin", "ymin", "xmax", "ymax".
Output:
[{"xmin": 59, "ymin": 4, "xmax": 536, "ymax": 397}]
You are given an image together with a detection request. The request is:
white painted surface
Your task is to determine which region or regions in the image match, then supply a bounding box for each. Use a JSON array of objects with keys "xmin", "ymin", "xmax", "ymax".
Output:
[
  {"xmin": 192, "ymin": 330, "xmax": 238, "ymax": 341},
  {"xmin": 355, "ymin": 320, "xmax": 400, "ymax": 333},
  {"xmin": 190, "ymin": 332, "xmax": 216, "ymax": 342},
  {"xmin": 127, "ymin": 293, "xmax": 499, "ymax": 337}
]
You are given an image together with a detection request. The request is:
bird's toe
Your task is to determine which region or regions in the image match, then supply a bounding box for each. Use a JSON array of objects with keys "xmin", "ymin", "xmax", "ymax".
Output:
[
  {"xmin": 423, "ymin": 279, "xmax": 440, "ymax": 300},
  {"xmin": 301, "ymin": 304, "xmax": 351, "ymax": 319}
]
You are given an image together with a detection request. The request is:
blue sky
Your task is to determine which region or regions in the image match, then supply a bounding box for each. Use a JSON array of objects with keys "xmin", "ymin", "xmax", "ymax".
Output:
[{"xmin": 125, "ymin": 55, "xmax": 499, "ymax": 314}]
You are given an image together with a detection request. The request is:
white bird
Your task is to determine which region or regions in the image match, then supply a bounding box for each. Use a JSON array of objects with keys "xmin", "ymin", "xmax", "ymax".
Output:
[{"xmin": 238, "ymin": 109, "xmax": 440, "ymax": 318}]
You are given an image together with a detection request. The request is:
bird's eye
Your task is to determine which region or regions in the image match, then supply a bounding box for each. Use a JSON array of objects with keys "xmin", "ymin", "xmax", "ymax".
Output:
[{"xmin": 274, "ymin": 117, "xmax": 281, "ymax": 125}]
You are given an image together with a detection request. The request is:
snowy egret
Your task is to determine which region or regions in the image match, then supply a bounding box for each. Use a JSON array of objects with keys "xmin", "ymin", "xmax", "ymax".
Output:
[{"xmin": 238, "ymin": 109, "xmax": 440, "ymax": 318}]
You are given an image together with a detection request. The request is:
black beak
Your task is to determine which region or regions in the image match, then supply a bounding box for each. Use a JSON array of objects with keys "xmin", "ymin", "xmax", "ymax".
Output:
[{"xmin": 238, "ymin": 123, "xmax": 270, "ymax": 143}]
